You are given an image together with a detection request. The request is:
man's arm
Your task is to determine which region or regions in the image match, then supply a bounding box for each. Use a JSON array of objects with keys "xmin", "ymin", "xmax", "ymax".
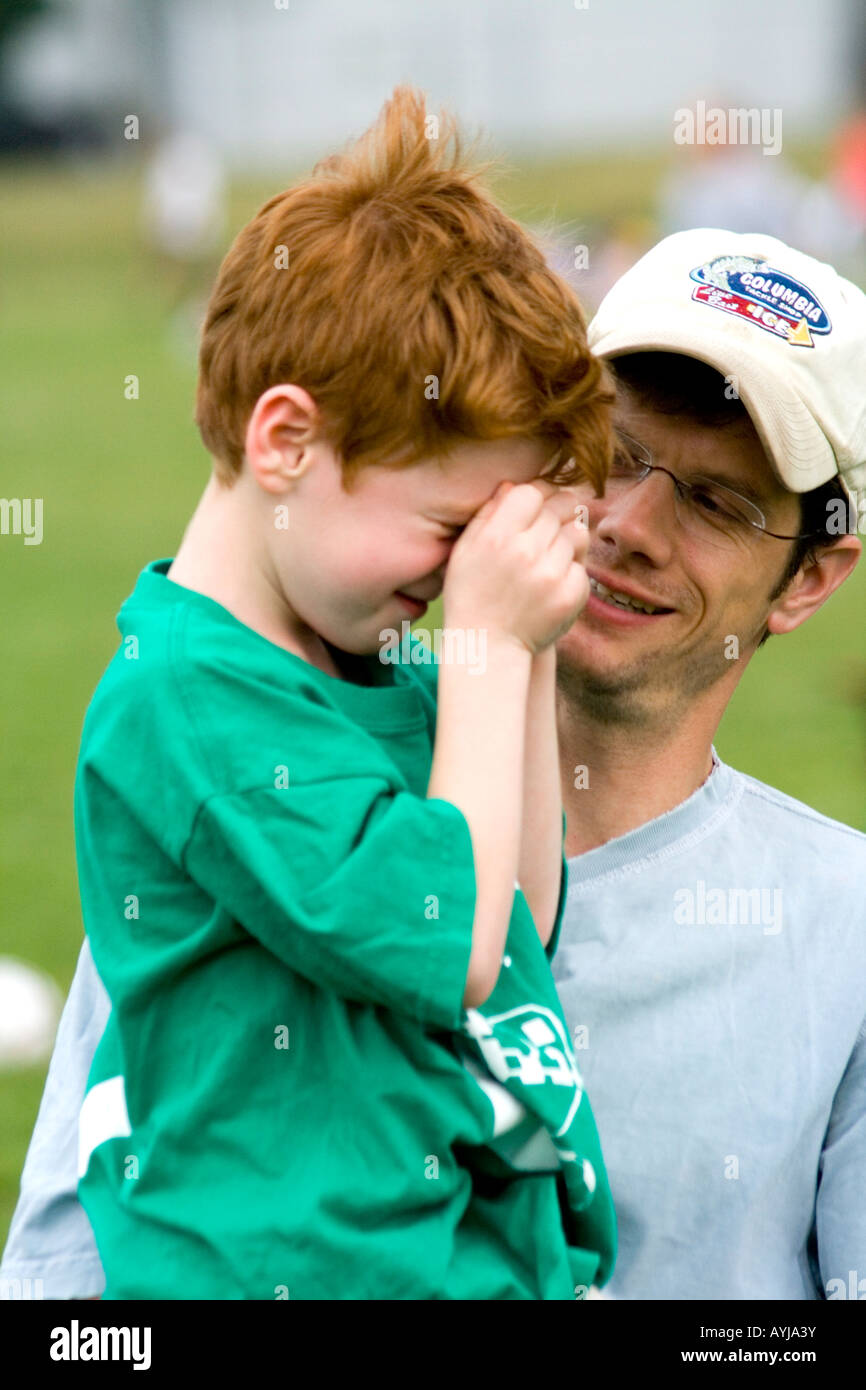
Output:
[
  {"xmin": 0, "ymin": 940, "xmax": 107, "ymax": 1299},
  {"xmin": 815, "ymin": 1012, "xmax": 866, "ymax": 1298}
]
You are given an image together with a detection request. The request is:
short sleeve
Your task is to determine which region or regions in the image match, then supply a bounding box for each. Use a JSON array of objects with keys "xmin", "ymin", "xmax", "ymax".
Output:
[
  {"xmin": 183, "ymin": 778, "xmax": 477, "ymax": 1030},
  {"xmin": 816, "ymin": 1012, "xmax": 866, "ymax": 1294},
  {"xmin": 0, "ymin": 940, "xmax": 107, "ymax": 1298}
]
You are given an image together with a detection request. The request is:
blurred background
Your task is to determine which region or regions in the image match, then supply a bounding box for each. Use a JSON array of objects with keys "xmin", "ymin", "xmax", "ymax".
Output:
[{"xmin": 2, "ymin": 0, "xmax": 866, "ymax": 1249}]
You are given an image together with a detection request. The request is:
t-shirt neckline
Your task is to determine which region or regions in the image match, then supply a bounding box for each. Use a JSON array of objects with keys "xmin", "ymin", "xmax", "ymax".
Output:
[
  {"xmin": 565, "ymin": 749, "xmax": 738, "ymax": 886},
  {"xmin": 126, "ymin": 559, "xmax": 432, "ymax": 730},
  {"xmin": 140, "ymin": 557, "xmax": 401, "ymax": 690}
]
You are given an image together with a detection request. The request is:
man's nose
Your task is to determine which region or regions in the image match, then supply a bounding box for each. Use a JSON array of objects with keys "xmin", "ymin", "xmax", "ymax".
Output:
[{"xmin": 595, "ymin": 470, "xmax": 677, "ymax": 565}]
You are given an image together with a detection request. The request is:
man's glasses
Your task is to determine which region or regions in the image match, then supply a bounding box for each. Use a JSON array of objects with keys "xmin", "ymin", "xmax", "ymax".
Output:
[{"xmin": 601, "ymin": 428, "xmax": 821, "ymax": 548}]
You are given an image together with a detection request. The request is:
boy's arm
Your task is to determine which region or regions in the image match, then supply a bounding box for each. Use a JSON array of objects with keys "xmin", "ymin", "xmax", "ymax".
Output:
[
  {"xmin": 517, "ymin": 644, "xmax": 563, "ymax": 950},
  {"xmin": 424, "ymin": 481, "xmax": 587, "ymax": 1007},
  {"xmin": 426, "ymin": 636, "xmax": 531, "ymax": 1007},
  {"xmin": 516, "ymin": 498, "xmax": 588, "ymax": 952}
]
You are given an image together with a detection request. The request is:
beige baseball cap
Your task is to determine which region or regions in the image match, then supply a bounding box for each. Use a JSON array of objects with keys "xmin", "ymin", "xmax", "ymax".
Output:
[{"xmin": 588, "ymin": 228, "xmax": 866, "ymax": 499}]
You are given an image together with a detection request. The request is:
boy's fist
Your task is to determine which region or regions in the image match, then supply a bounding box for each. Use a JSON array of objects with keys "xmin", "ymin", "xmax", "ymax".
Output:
[{"xmin": 442, "ymin": 478, "xmax": 590, "ymax": 654}]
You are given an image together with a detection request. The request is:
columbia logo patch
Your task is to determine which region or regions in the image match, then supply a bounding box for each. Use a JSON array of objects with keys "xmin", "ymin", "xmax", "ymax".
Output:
[{"xmin": 689, "ymin": 254, "xmax": 832, "ymax": 348}]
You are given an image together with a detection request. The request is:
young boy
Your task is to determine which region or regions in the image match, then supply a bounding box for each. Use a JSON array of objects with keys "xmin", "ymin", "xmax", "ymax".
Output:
[{"xmin": 74, "ymin": 86, "xmax": 617, "ymax": 1299}]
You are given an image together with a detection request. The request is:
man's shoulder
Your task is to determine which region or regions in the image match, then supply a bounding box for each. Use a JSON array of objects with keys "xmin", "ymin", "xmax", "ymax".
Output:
[{"xmin": 727, "ymin": 762, "xmax": 866, "ymax": 859}]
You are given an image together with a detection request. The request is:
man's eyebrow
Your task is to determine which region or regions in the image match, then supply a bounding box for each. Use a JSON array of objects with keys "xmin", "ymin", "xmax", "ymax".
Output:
[
  {"xmin": 691, "ymin": 471, "xmax": 768, "ymax": 507},
  {"xmin": 613, "ymin": 422, "xmax": 770, "ymax": 508}
]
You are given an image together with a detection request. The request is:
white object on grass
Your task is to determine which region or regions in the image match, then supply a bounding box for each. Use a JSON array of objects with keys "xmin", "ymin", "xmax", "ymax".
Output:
[{"xmin": 0, "ymin": 957, "xmax": 63, "ymax": 1067}]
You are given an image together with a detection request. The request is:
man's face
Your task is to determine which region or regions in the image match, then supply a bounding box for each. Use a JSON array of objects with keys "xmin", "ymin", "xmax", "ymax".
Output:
[{"xmin": 556, "ymin": 383, "xmax": 803, "ymax": 720}]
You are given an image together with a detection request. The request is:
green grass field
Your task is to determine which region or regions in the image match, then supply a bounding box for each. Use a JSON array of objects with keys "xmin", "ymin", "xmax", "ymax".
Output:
[{"xmin": 1, "ymin": 149, "xmax": 864, "ymax": 1253}]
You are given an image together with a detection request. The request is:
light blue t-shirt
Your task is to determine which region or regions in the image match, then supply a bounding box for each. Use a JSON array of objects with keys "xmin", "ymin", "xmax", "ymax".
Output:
[
  {"xmin": 3, "ymin": 752, "xmax": 865, "ymax": 1299},
  {"xmin": 552, "ymin": 752, "xmax": 866, "ymax": 1301}
]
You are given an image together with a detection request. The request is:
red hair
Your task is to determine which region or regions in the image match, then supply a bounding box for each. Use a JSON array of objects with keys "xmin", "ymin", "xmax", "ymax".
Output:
[{"xmin": 196, "ymin": 86, "xmax": 613, "ymax": 490}]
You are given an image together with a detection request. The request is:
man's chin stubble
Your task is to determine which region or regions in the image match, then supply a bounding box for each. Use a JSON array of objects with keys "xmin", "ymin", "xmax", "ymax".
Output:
[
  {"xmin": 555, "ymin": 642, "xmax": 669, "ymax": 726},
  {"xmin": 555, "ymin": 632, "xmax": 747, "ymax": 727}
]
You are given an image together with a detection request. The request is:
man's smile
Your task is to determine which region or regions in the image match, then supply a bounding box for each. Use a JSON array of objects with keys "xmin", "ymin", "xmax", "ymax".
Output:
[{"xmin": 585, "ymin": 570, "xmax": 677, "ymax": 623}]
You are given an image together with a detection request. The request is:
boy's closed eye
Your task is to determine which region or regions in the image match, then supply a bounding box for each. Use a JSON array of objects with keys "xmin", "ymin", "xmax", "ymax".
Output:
[{"xmin": 429, "ymin": 475, "xmax": 529, "ymax": 539}]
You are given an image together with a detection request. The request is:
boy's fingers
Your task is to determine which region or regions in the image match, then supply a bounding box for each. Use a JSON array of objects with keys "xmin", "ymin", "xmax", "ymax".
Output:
[
  {"xmin": 548, "ymin": 525, "xmax": 585, "ymax": 578},
  {"xmin": 569, "ymin": 514, "xmax": 590, "ymax": 564},
  {"xmin": 513, "ymin": 493, "xmax": 582, "ymax": 556},
  {"xmin": 459, "ymin": 488, "xmax": 504, "ymax": 534},
  {"xmin": 513, "ymin": 480, "xmax": 589, "ymax": 532},
  {"xmin": 479, "ymin": 481, "xmax": 547, "ymax": 538},
  {"xmin": 467, "ymin": 481, "xmax": 590, "ymax": 542},
  {"xmin": 546, "ymin": 491, "xmax": 591, "ymax": 558},
  {"xmin": 541, "ymin": 486, "xmax": 588, "ymax": 524},
  {"xmin": 534, "ymin": 491, "xmax": 590, "ymax": 562},
  {"xmin": 463, "ymin": 479, "xmax": 517, "ymax": 529},
  {"xmin": 527, "ymin": 503, "xmax": 565, "ymax": 551}
]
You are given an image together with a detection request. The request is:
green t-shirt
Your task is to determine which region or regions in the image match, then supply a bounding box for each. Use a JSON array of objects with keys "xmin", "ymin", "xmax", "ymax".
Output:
[{"xmin": 76, "ymin": 559, "xmax": 616, "ymax": 1299}]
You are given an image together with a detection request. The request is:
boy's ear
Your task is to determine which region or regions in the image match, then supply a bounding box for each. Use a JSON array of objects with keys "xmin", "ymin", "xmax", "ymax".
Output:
[
  {"xmin": 244, "ymin": 385, "xmax": 321, "ymax": 494},
  {"xmin": 766, "ymin": 534, "xmax": 861, "ymax": 638}
]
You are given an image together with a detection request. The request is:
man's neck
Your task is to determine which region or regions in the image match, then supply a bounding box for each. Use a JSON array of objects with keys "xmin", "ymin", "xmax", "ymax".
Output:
[{"xmin": 557, "ymin": 690, "xmax": 717, "ymax": 859}]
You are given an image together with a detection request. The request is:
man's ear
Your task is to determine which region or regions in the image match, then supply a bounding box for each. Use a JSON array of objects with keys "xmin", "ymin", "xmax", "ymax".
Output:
[
  {"xmin": 244, "ymin": 385, "xmax": 321, "ymax": 495},
  {"xmin": 766, "ymin": 535, "xmax": 861, "ymax": 637}
]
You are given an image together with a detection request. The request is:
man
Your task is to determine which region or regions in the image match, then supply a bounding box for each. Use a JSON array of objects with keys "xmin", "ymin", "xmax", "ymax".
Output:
[
  {"xmin": 552, "ymin": 229, "xmax": 866, "ymax": 1299},
  {"xmin": 2, "ymin": 228, "xmax": 865, "ymax": 1300}
]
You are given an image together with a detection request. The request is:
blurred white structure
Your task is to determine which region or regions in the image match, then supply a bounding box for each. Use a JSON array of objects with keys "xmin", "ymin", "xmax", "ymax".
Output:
[
  {"xmin": 7, "ymin": 0, "xmax": 862, "ymax": 167},
  {"xmin": 142, "ymin": 130, "xmax": 226, "ymax": 260},
  {"xmin": 0, "ymin": 958, "xmax": 62, "ymax": 1068}
]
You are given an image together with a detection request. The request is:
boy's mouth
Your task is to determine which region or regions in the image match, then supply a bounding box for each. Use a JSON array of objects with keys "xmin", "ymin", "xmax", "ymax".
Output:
[{"xmin": 395, "ymin": 591, "xmax": 429, "ymax": 618}]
